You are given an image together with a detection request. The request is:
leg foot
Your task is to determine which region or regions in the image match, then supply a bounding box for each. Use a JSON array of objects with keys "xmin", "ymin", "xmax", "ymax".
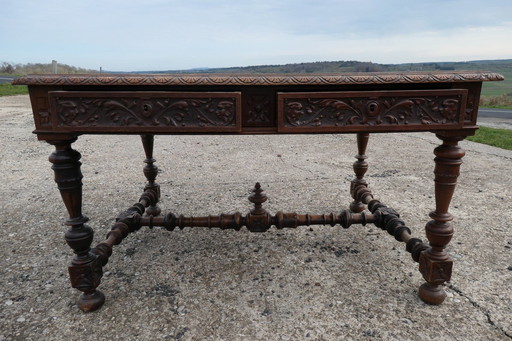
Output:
[
  {"xmin": 418, "ymin": 283, "xmax": 446, "ymax": 305},
  {"xmin": 350, "ymin": 133, "xmax": 370, "ymax": 212},
  {"xmin": 418, "ymin": 132, "xmax": 467, "ymax": 305},
  {"xmin": 48, "ymin": 139, "xmax": 105, "ymax": 312},
  {"xmin": 77, "ymin": 290, "xmax": 106, "ymax": 312}
]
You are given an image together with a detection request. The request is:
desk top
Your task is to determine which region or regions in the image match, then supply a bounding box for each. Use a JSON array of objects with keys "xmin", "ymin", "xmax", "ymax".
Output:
[
  {"xmin": 16, "ymin": 71, "xmax": 503, "ymax": 139},
  {"xmin": 14, "ymin": 71, "xmax": 504, "ymax": 86}
]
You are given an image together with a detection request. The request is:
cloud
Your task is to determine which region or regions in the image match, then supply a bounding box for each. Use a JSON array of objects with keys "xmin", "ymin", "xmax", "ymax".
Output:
[{"xmin": 2, "ymin": 0, "xmax": 512, "ymax": 70}]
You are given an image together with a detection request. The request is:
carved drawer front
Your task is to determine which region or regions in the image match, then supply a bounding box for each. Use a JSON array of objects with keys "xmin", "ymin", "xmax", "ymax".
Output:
[
  {"xmin": 277, "ymin": 89, "xmax": 468, "ymax": 133},
  {"xmin": 48, "ymin": 91, "xmax": 242, "ymax": 133}
]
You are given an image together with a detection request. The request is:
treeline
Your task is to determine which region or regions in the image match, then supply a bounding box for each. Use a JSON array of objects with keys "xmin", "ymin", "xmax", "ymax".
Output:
[
  {"xmin": 0, "ymin": 61, "xmax": 97, "ymax": 75},
  {"xmin": 176, "ymin": 61, "xmax": 384, "ymax": 74},
  {"xmin": 183, "ymin": 59, "xmax": 512, "ymax": 74},
  {"xmin": 215, "ymin": 61, "xmax": 460, "ymax": 74},
  {"xmin": 174, "ymin": 60, "xmax": 467, "ymax": 74}
]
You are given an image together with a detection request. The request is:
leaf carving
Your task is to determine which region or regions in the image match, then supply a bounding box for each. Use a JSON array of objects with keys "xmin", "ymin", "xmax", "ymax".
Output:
[
  {"xmin": 282, "ymin": 93, "xmax": 463, "ymax": 129},
  {"xmin": 54, "ymin": 96, "xmax": 237, "ymax": 129}
]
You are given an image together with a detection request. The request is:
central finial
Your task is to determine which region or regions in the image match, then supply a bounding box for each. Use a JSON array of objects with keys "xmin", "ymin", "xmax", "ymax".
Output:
[{"xmin": 249, "ymin": 182, "xmax": 267, "ymax": 214}]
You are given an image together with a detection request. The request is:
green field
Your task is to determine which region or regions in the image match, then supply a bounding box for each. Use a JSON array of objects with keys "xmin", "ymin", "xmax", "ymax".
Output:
[
  {"xmin": 476, "ymin": 64, "xmax": 512, "ymax": 97},
  {"xmin": 0, "ymin": 83, "xmax": 28, "ymax": 96},
  {"xmin": 467, "ymin": 126, "xmax": 512, "ymax": 150},
  {"xmin": 471, "ymin": 61, "xmax": 512, "ymax": 109}
]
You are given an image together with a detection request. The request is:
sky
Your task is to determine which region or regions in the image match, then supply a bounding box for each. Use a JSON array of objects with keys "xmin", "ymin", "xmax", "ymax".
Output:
[{"xmin": 2, "ymin": 0, "xmax": 512, "ymax": 71}]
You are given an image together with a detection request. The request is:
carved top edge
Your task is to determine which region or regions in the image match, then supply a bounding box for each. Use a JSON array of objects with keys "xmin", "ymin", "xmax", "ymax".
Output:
[{"xmin": 13, "ymin": 71, "xmax": 504, "ymax": 86}]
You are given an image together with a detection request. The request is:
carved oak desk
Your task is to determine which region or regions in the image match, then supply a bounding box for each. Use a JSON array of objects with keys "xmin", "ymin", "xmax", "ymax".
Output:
[{"xmin": 14, "ymin": 72, "xmax": 503, "ymax": 312}]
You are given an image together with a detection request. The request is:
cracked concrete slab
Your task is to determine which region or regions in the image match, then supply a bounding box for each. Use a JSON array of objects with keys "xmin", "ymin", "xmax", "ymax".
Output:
[{"xmin": 0, "ymin": 95, "xmax": 510, "ymax": 340}]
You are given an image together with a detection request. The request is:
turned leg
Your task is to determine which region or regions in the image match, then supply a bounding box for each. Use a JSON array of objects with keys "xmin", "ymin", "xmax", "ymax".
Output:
[
  {"xmin": 350, "ymin": 133, "xmax": 370, "ymax": 212},
  {"xmin": 418, "ymin": 132, "xmax": 467, "ymax": 304},
  {"xmin": 48, "ymin": 139, "xmax": 104, "ymax": 312},
  {"xmin": 141, "ymin": 134, "xmax": 161, "ymax": 216}
]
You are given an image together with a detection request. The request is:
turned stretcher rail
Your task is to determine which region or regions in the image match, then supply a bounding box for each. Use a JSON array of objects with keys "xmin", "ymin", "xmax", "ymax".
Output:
[{"xmin": 92, "ymin": 182, "xmax": 429, "ymax": 270}]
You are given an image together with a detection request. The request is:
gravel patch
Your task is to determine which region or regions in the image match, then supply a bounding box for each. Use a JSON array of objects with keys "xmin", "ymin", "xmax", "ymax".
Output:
[{"xmin": 0, "ymin": 95, "xmax": 510, "ymax": 340}]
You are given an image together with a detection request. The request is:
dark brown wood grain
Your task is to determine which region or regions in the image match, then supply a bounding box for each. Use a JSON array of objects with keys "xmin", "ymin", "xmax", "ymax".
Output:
[
  {"xmin": 48, "ymin": 91, "xmax": 242, "ymax": 133},
  {"xmin": 18, "ymin": 72, "xmax": 502, "ymax": 312},
  {"xmin": 277, "ymin": 90, "xmax": 467, "ymax": 133},
  {"xmin": 14, "ymin": 71, "xmax": 504, "ymax": 87}
]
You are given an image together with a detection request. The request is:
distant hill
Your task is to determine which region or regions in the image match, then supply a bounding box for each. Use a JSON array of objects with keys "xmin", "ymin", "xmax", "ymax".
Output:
[
  {"xmin": 146, "ymin": 58, "xmax": 512, "ymax": 75},
  {"xmin": 141, "ymin": 59, "xmax": 511, "ymax": 99}
]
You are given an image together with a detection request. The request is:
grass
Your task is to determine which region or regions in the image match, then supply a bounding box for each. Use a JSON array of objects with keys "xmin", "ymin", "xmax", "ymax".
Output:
[
  {"xmin": 467, "ymin": 126, "xmax": 512, "ymax": 150},
  {"xmin": 0, "ymin": 83, "xmax": 28, "ymax": 96},
  {"xmin": 479, "ymin": 67, "xmax": 512, "ymax": 109},
  {"xmin": 480, "ymin": 93, "xmax": 512, "ymax": 110},
  {"xmin": 480, "ymin": 69, "xmax": 512, "ymax": 97}
]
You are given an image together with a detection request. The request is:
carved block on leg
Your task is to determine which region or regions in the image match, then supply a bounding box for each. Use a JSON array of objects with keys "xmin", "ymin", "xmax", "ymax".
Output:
[
  {"xmin": 65, "ymin": 221, "xmax": 106, "ymax": 312},
  {"xmin": 418, "ymin": 249, "xmax": 453, "ymax": 305},
  {"xmin": 68, "ymin": 254, "xmax": 105, "ymax": 312}
]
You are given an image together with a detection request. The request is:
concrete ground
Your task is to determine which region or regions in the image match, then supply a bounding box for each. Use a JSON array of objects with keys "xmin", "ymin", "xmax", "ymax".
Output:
[{"xmin": 0, "ymin": 95, "xmax": 510, "ymax": 340}]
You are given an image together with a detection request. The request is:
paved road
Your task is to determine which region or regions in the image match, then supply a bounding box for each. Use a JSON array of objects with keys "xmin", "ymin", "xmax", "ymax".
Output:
[
  {"xmin": 0, "ymin": 77, "xmax": 15, "ymax": 84},
  {"xmin": 479, "ymin": 108, "xmax": 512, "ymax": 118}
]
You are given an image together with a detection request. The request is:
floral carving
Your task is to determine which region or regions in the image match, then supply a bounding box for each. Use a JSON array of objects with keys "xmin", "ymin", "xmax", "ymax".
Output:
[
  {"xmin": 464, "ymin": 87, "xmax": 480, "ymax": 122},
  {"xmin": 247, "ymin": 95, "xmax": 271, "ymax": 123},
  {"xmin": 68, "ymin": 256, "xmax": 103, "ymax": 291},
  {"xmin": 38, "ymin": 111, "xmax": 51, "ymax": 127},
  {"xmin": 282, "ymin": 92, "xmax": 465, "ymax": 129},
  {"xmin": 52, "ymin": 94, "xmax": 239, "ymax": 130}
]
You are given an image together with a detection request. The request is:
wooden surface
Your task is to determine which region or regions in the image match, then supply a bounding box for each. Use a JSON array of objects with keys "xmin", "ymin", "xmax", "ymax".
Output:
[
  {"xmin": 17, "ymin": 71, "xmax": 504, "ymax": 312},
  {"xmin": 14, "ymin": 71, "xmax": 503, "ymax": 138},
  {"xmin": 13, "ymin": 71, "xmax": 504, "ymax": 86}
]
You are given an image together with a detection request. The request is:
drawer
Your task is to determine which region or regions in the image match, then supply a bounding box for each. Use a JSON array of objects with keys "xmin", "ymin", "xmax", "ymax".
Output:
[
  {"xmin": 48, "ymin": 91, "xmax": 242, "ymax": 133},
  {"xmin": 277, "ymin": 89, "xmax": 468, "ymax": 133}
]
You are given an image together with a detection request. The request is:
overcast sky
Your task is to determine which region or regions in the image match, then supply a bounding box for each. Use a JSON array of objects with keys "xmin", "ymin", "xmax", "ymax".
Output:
[{"xmin": 2, "ymin": 0, "xmax": 512, "ymax": 71}]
